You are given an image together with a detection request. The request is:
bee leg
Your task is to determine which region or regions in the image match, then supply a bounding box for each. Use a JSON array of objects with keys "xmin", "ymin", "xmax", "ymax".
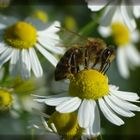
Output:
[
  {"xmin": 84, "ymin": 49, "xmax": 89, "ymax": 69},
  {"xmin": 101, "ymin": 60, "xmax": 111, "ymax": 74},
  {"xmin": 92, "ymin": 56, "xmax": 100, "ymax": 68},
  {"xmin": 67, "ymin": 53, "xmax": 75, "ymax": 74},
  {"xmin": 71, "ymin": 53, "xmax": 78, "ymax": 73}
]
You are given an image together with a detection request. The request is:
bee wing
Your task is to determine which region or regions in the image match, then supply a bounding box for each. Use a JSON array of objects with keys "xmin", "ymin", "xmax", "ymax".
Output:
[{"xmin": 58, "ymin": 27, "xmax": 89, "ymax": 49}]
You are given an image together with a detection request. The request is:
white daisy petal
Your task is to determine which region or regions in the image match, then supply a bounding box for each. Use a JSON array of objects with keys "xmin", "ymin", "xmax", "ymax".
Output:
[
  {"xmin": 98, "ymin": 26, "xmax": 111, "ymax": 37},
  {"xmin": 86, "ymin": 0, "xmax": 108, "ymax": 11},
  {"xmin": 9, "ymin": 49, "xmax": 20, "ymax": 76},
  {"xmin": 33, "ymin": 98, "xmax": 48, "ymax": 103},
  {"xmin": 104, "ymin": 96, "xmax": 135, "ymax": 117},
  {"xmin": 108, "ymin": 94, "xmax": 140, "ymax": 112},
  {"xmin": 100, "ymin": 6, "xmax": 117, "ymax": 26},
  {"xmin": 90, "ymin": 101, "xmax": 100, "ymax": 135},
  {"xmin": 21, "ymin": 49, "xmax": 31, "ymax": 79},
  {"xmin": 36, "ymin": 44, "xmax": 58, "ymax": 67},
  {"xmin": 117, "ymin": 48, "xmax": 129, "ymax": 78},
  {"xmin": 44, "ymin": 97, "xmax": 72, "ymax": 106},
  {"xmin": 50, "ymin": 123, "xmax": 57, "ymax": 133},
  {"xmin": 78, "ymin": 99, "xmax": 92, "ymax": 128},
  {"xmin": 109, "ymin": 85, "xmax": 119, "ymax": 91},
  {"xmin": 121, "ymin": 5, "xmax": 136, "ymax": 31},
  {"xmin": 38, "ymin": 37, "xmax": 64, "ymax": 55},
  {"xmin": 0, "ymin": 43, "xmax": 8, "ymax": 54},
  {"xmin": 98, "ymin": 98, "xmax": 124, "ymax": 126},
  {"xmin": 41, "ymin": 117, "xmax": 53, "ymax": 132},
  {"xmin": 0, "ymin": 47, "xmax": 13, "ymax": 66},
  {"xmin": 56, "ymin": 97, "xmax": 81, "ymax": 113},
  {"xmin": 126, "ymin": 45, "xmax": 140, "ymax": 66},
  {"xmin": 38, "ymin": 21, "xmax": 60, "ymax": 35},
  {"xmin": 29, "ymin": 48, "xmax": 43, "ymax": 77},
  {"xmin": 133, "ymin": 6, "xmax": 140, "ymax": 18},
  {"xmin": 110, "ymin": 89, "xmax": 139, "ymax": 102}
]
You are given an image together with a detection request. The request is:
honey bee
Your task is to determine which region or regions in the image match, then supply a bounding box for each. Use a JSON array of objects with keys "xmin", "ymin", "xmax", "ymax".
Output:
[{"xmin": 55, "ymin": 36, "xmax": 115, "ymax": 81}]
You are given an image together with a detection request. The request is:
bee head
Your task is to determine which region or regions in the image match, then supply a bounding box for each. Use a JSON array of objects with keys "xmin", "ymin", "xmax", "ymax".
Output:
[{"xmin": 102, "ymin": 46, "xmax": 116, "ymax": 62}]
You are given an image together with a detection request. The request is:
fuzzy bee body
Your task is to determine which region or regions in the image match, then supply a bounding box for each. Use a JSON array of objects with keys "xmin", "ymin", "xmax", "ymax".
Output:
[{"xmin": 55, "ymin": 38, "xmax": 115, "ymax": 81}]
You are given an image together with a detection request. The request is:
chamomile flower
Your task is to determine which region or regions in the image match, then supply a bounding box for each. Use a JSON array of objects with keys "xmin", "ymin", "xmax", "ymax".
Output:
[
  {"xmin": 0, "ymin": 88, "xmax": 13, "ymax": 110},
  {"xmin": 98, "ymin": 11, "xmax": 140, "ymax": 78},
  {"xmin": 40, "ymin": 111, "xmax": 84, "ymax": 140},
  {"xmin": 34, "ymin": 69, "xmax": 140, "ymax": 138},
  {"xmin": 0, "ymin": 15, "xmax": 64, "ymax": 79},
  {"xmin": 86, "ymin": 0, "xmax": 140, "ymax": 31}
]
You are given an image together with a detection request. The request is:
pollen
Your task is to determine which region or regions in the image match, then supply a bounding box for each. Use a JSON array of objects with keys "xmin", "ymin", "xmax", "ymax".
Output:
[
  {"xmin": 69, "ymin": 69, "xmax": 109, "ymax": 100},
  {"xmin": 0, "ymin": 89, "xmax": 12, "ymax": 110},
  {"xmin": 48, "ymin": 111, "xmax": 83, "ymax": 139},
  {"xmin": 111, "ymin": 22, "xmax": 130, "ymax": 46},
  {"xmin": 4, "ymin": 21, "xmax": 37, "ymax": 49}
]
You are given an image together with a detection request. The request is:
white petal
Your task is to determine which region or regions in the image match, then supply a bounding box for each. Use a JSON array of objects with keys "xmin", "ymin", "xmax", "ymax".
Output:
[
  {"xmin": 0, "ymin": 43, "xmax": 7, "ymax": 54},
  {"xmin": 108, "ymin": 94, "xmax": 140, "ymax": 112},
  {"xmin": 21, "ymin": 49, "xmax": 31, "ymax": 79},
  {"xmin": 125, "ymin": 45, "xmax": 140, "ymax": 66},
  {"xmin": 133, "ymin": 6, "xmax": 140, "ymax": 18},
  {"xmin": 110, "ymin": 88, "xmax": 139, "ymax": 102},
  {"xmin": 38, "ymin": 37, "xmax": 64, "ymax": 55},
  {"xmin": 29, "ymin": 48, "xmax": 43, "ymax": 77},
  {"xmin": 86, "ymin": 0, "xmax": 108, "ymax": 11},
  {"xmin": 0, "ymin": 47, "xmax": 13, "ymax": 66},
  {"xmin": 121, "ymin": 5, "xmax": 136, "ymax": 31},
  {"xmin": 131, "ymin": 30, "xmax": 139, "ymax": 43},
  {"xmin": 117, "ymin": 48, "xmax": 129, "ymax": 78},
  {"xmin": 50, "ymin": 123, "xmax": 57, "ymax": 133},
  {"xmin": 9, "ymin": 49, "xmax": 20, "ymax": 76},
  {"xmin": 33, "ymin": 98, "xmax": 48, "ymax": 103},
  {"xmin": 41, "ymin": 117, "xmax": 53, "ymax": 132},
  {"xmin": 90, "ymin": 101, "xmax": 100, "ymax": 135},
  {"xmin": 98, "ymin": 26, "xmax": 111, "ymax": 37},
  {"xmin": 38, "ymin": 21, "xmax": 60, "ymax": 36},
  {"xmin": 56, "ymin": 97, "xmax": 81, "ymax": 113},
  {"xmin": 100, "ymin": 6, "xmax": 117, "ymax": 26},
  {"xmin": 44, "ymin": 97, "xmax": 72, "ymax": 106},
  {"xmin": 104, "ymin": 96, "xmax": 135, "ymax": 117},
  {"xmin": 78, "ymin": 99, "xmax": 92, "ymax": 128},
  {"xmin": 98, "ymin": 98, "xmax": 124, "ymax": 126},
  {"xmin": 36, "ymin": 44, "xmax": 58, "ymax": 67},
  {"xmin": 109, "ymin": 85, "xmax": 119, "ymax": 91}
]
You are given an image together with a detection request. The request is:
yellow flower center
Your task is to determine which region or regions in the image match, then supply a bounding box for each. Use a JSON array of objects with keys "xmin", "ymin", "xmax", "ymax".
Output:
[
  {"xmin": 48, "ymin": 111, "xmax": 83, "ymax": 139},
  {"xmin": 111, "ymin": 22, "xmax": 130, "ymax": 46},
  {"xmin": 64, "ymin": 16, "xmax": 77, "ymax": 30},
  {"xmin": 69, "ymin": 69, "xmax": 109, "ymax": 100},
  {"xmin": 0, "ymin": 89, "xmax": 12, "ymax": 110},
  {"xmin": 31, "ymin": 10, "xmax": 48, "ymax": 23},
  {"xmin": 4, "ymin": 21, "xmax": 37, "ymax": 49}
]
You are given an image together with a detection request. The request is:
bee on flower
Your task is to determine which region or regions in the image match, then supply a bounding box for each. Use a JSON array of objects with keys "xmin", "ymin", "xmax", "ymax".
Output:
[
  {"xmin": 34, "ymin": 35, "xmax": 140, "ymax": 139},
  {"xmin": 86, "ymin": 0, "xmax": 140, "ymax": 31},
  {"xmin": 98, "ymin": 10, "xmax": 140, "ymax": 78},
  {"xmin": 0, "ymin": 15, "xmax": 65, "ymax": 79}
]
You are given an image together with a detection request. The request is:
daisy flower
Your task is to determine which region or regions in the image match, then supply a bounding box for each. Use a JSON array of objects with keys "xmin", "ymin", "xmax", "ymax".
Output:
[
  {"xmin": 86, "ymin": 0, "xmax": 140, "ymax": 31},
  {"xmin": 98, "ymin": 11, "xmax": 140, "ymax": 78},
  {"xmin": 40, "ymin": 111, "xmax": 84, "ymax": 140},
  {"xmin": 34, "ymin": 69, "xmax": 140, "ymax": 139},
  {"xmin": 0, "ymin": 15, "xmax": 64, "ymax": 79},
  {"xmin": 0, "ymin": 88, "xmax": 13, "ymax": 110}
]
